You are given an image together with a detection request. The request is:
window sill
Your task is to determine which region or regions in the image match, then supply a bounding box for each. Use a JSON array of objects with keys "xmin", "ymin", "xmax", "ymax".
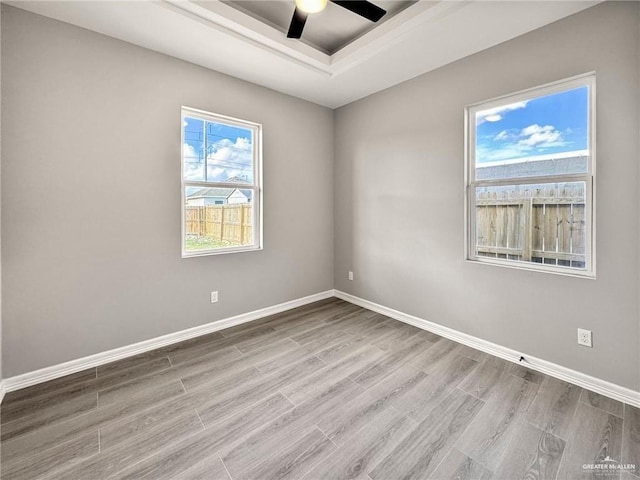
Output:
[
  {"xmin": 182, "ymin": 245, "xmax": 263, "ymax": 258},
  {"xmin": 466, "ymin": 256, "xmax": 596, "ymax": 279}
]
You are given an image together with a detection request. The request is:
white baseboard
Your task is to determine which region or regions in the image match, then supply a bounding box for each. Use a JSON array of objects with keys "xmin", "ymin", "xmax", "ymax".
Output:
[
  {"xmin": 0, "ymin": 380, "xmax": 6, "ymax": 405},
  {"xmin": 335, "ymin": 290, "xmax": 640, "ymax": 408},
  {"xmin": 3, "ymin": 290, "xmax": 335, "ymax": 394}
]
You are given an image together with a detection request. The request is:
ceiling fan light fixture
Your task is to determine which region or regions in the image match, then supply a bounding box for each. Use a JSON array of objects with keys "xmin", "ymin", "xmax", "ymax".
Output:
[{"xmin": 294, "ymin": 0, "xmax": 328, "ymax": 14}]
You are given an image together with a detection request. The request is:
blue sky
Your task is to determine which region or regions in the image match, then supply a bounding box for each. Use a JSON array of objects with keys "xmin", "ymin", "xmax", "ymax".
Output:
[
  {"xmin": 183, "ymin": 116, "xmax": 253, "ymax": 182},
  {"xmin": 476, "ymin": 86, "xmax": 588, "ymax": 163}
]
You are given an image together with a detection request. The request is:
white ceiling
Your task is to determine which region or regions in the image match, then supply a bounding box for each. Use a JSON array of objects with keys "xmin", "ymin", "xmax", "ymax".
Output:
[{"xmin": 8, "ymin": 0, "xmax": 600, "ymax": 108}]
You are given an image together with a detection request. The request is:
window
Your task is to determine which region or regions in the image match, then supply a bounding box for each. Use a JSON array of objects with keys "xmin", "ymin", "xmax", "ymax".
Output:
[
  {"xmin": 465, "ymin": 73, "xmax": 595, "ymax": 277},
  {"xmin": 181, "ymin": 107, "xmax": 262, "ymax": 257}
]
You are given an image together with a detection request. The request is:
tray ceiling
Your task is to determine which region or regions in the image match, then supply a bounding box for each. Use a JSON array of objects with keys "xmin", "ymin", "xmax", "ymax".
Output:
[
  {"xmin": 220, "ymin": 1, "xmax": 417, "ymax": 54},
  {"xmin": 7, "ymin": 1, "xmax": 601, "ymax": 108}
]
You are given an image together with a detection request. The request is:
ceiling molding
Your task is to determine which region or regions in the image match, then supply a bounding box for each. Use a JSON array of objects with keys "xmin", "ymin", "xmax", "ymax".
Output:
[
  {"xmin": 330, "ymin": 1, "xmax": 467, "ymax": 75},
  {"xmin": 162, "ymin": 0, "xmax": 333, "ymax": 74},
  {"xmin": 6, "ymin": 0, "xmax": 602, "ymax": 108}
]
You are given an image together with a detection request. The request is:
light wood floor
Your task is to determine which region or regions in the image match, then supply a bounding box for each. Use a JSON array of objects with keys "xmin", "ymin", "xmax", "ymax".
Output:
[{"xmin": 1, "ymin": 298, "xmax": 638, "ymax": 480}]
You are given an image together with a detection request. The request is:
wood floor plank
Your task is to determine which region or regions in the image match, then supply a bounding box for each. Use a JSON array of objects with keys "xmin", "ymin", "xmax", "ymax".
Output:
[
  {"xmin": 282, "ymin": 345, "xmax": 385, "ymax": 404},
  {"xmin": 254, "ymin": 344, "xmax": 321, "ymax": 375},
  {"xmin": 2, "ymin": 357, "xmax": 171, "ymax": 423},
  {"xmin": 409, "ymin": 337, "xmax": 460, "ymax": 373},
  {"xmin": 304, "ymin": 409, "xmax": 413, "ymax": 480},
  {"xmin": 371, "ymin": 323, "xmax": 423, "ymax": 351},
  {"xmin": 415, "ymin": 330, "xmax": 443, "ymax": 343},
  {"xmin": 621, "ymin": 472, "xmax": 640, "ymax": 480},
  {"xmin": 1, "ymin": 369, "xmax": 97, "ymax": 405},
  {"xmin": 251, "ymin": 300, "xmax": 343, "ymax": 331},
  {"xmin": 258, "ymin": 299, "xmax": 348, "ymax": 329},
  {"xmin": 1, "ymin": 392, "xmax": 98, "ymax": 442},
  {"xmin": 221, "ymin": 320, "xmax": 281, "ymax": 339},
  {"xmin": 220, "ymin": 377, "xmax": 363, "ymax": 476},
  {"xmin": 622, "ymin": 404, "xmax": 640, "ymax": 477},
  {"xmin": 455, "ymin": 373, "xmax": 540, "ymax": 471},
  {"xmin": 290, "ymin": 322, "xmax": 345, "ymax": 346},
  {"xmin": 458, "ymin": 360, "xmax": 505, "ymax": 400},
  {"xmin": 507, "ymin": 362, "xmax": 546, "ymax": 384},
  {"xmin": 427, "ymin": 448, "xmax": 493, "ymax": 480},
  {"xmin": 339, "ymin": 313, "xmax": 388, "ymax": 335},
  {"xmin": 321, "ymin": 303, "xmax": 369, "ymax": 323},
  {"xmin": 394, "ymin": 354, "xmax": 479, "ymax": 422},
  {"xmin": 97, "ymin": 338, "xmax": 211, "ymax": 376},
  {"xmin": 236, "ymin": 427, "xmax": 336, "ymax": 480},
  {"xmin": 99, "ymin": 396, "xmax": 202, "ymax": 451},
  {"xmin": 299, "ymin": 329, "xmax": 352, "ymax": 355},
  {"xmin": 493, "ymin": 421, "xmax": 565, "ymax": 480},
  {"xmin": 197, "ymin": 355, "xmax": 324, "ymax": 426},
  {"xmin": 370, "ymin": 389, "xmax": 485, "ymax": 480},
  {"xmin": 2, "ymin": 380, "xmax": 186, "ymax": 464},
  {"xmin": 111, "ymin": 393, "xmax": 294, "ymax": 479},
  {"xmin": 95, "ymin": 346, "xmax": 241, "ymax": 407},
  {"xmin": 167, "ymin": 328, "xmax": 270, "ymax": 365},
  {"xmin": 526, "ymin": 376, "xmax": 583, "ymax": 440},
  {"xmin": 1, "ymin": 357, "xmax": 172, "ymax": 426},
  {"xmin": 556, "ymin": 402, "xmax": 623, "ymax": 480},
  {"xmin": 316, "ymin": 323, "xmax": 394, "ymax": 364},
  {"xmin": 457, "ymin": 345, "xmax": 487, "ymax": 362},
  {"xmin": 234, "ymin": 331, "xmax": 308, "ymax": 356},
  {"xmin": 50, "ymin": 411, "xmax": 203, "ymax": 479},
  {"xmin": 352, "ymin": 335, "xmax": 432, "ymax": 389},
  {"xmin": 581, "ymin": 389, "xmax": 625, "ymax": 417},
  {"xmin": 318, "ymin": 308, "xmax": 371, "ymax": 328},
  {"xmin": 482, "ymin": 355, "xmax": 512, "ymax": 372},
  {"xmin": 2, "ymin": 432, "xmax": 99, "ymax": 480},
  {"xmin": 172, "ymin": 453, "xmax": 231, "ymax": 480},
  {"xmin": 318, "ymin": 364, "xmax": 426, "ymax": 446},
  {"xmin": 275, "ymin": 316, "xmax": 331, "ymax": 338},
  {"xmin": 180, "ymin": 365, "xmax": 263, "ymax": 394}
]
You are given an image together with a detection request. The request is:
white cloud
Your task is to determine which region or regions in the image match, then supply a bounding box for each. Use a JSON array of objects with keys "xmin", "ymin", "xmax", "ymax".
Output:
[
  {"xmin": 477, "ymin": 101, "xmax": 528, "ymax": 124},
  {"xmin": 183, "ymin": 137, "xmax": 253, "ymax": 183},
  {"xmin": 494, "ymin": 130, "xmax": 509, "ymax": 141},
  {"xmin": 206, "ymin": 137, "xmax": 253, "ymax": 182},
  {"xmin": 517, "ymin": 124, "xmax": 564, "ymax": 148},
  {"xmin": 183, "ymin": 143, "xmax": 204, "ymax": 181},
  {"xmin": 478, "ymin": 123, "xmax": 567, "ymax": 162}
]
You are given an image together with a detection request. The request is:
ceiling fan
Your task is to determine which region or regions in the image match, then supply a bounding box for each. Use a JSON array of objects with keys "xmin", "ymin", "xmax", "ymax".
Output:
[{"xmin": 287, "ymin": 0, "xmax": 387, "ymax": 39}]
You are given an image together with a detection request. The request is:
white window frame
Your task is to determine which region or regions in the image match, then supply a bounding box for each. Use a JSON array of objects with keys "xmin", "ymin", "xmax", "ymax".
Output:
[
  {"xmin": 181, "ymin": 107, "xmax": 263, "ymax": 258},
  {"xmin": 464, "ymin": 73, "xmax": 596, "ymax": 278}
]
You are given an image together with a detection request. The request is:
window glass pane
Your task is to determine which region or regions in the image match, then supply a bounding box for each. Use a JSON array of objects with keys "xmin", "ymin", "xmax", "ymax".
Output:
[
  {"xmin": 204, "ymin": 122, "xmax": 254, "ymax": 184},
  {"xmin": 475, "ymin": 182, "xmax": 586, "ymax": 269},
  {"xmin": 183, "ymin": 117, "xmax": 205, "ymax": 181},
  {"xmin": 184, "ymin": 188, "xmax": 254, "ymax": 252},
  {"xmin": 475, "ymin": 86, "xmax": 589, "ymax": 180}
]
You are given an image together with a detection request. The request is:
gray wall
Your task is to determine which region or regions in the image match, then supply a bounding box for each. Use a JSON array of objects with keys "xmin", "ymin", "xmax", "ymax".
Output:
[
  {"xmin": 334, "ymin": 1, "xmax": 640, "ymax": 390},
  {"xmin": 1, "ymin": 6, "xmax": 334, "ymax": 376}
]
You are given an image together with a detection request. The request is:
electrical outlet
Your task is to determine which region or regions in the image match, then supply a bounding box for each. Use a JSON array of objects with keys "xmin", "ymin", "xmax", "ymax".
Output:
[
  {"xmin": 348, "ymin": 271, "xmax": 354, "ymax": 281},
  {"xmin": 577, "ymin": 328, "xmax": 592, "ymax": 347},
  {"xmin": 210, "ymin": 291, "xmax": 219, "ymax": 303}
]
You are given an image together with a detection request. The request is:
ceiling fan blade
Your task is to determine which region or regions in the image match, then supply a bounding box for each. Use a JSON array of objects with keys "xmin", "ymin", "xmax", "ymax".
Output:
[
  {"xmin": 330, "ymin": 1, "xmax": 386, "ymax": 22},
  {"xmin": 287, "ymin": 7, "xmax": 308, "ymax": 38}
]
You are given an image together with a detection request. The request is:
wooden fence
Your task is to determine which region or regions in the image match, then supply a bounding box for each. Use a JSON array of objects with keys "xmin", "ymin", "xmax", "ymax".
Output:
[
  {"xmin": 475, "ymin": 183, "xmax": 586, "ymax": 267},
  {"xmin": 186, "ymin": 204, "xmax": 253, "ymax": 245}
]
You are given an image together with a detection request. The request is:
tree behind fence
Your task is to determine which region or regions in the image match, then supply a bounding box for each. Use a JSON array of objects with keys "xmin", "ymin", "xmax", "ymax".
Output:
[
  {"xmin": 475, "ymin": 183, "xmax": 586, "ymax": 267},
  {"xmin": 186, "ymin": 204, "xmax": 253, "ymax": 245}
]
